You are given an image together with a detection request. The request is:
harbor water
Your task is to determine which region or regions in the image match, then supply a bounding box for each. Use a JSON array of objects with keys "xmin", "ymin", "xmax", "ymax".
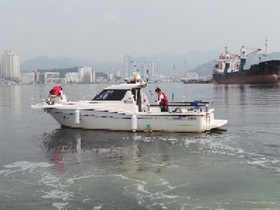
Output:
[{"xmin": 1, "ymin": 82, "xmax": 280, "ymax": 210}]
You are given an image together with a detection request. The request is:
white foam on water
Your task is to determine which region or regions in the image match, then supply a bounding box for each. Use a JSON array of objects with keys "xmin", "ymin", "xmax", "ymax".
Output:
[
  {"xmin": 66, "ymin": 173, "xmax": 94, "ymax": 184},
  {"xmin": 82, "ymin": 198, "xmax": 92, "ymax": 202},
  {"xmin": 38, "ymin": 171, "xmax": 75, "ymax": 209},
  {"xmin": 240, "ymin": 200, "xmax": 277, "ymax": 205},
  {"xmin": 0, "ymin": 169, "xmax": 11, "ymax": 175},
  {"xmin": 52, "ymin": 202, "xmax": 68, "ymax": 210},
  {"xmin": 115, "ymin": 173, "xmax": 147, "ymax": 185},
  {"xmin": 2, "ymin": 161, "xmax": 53, "ymax": 176},
  {"xmin": 1, "ymin": 161, "xmax": 74, "ymax": 210},
  {"xmin": 209, "ymin": 134, "xmax": 280, "ymax": 173},
  {"xmin": 93, "ymin": 205, "xmax": 103, "ymax": 210},
  {"xmin": 137, "ymin": 183, "xmax": 150, "ymax": 194},
  {"xmin": 41, "ymin": 188, "xmax": 73, "ymax": 201},
  {"xmin": 153, "ymin": 161, "xmax": 180, "ymax": 169},
  {"xmin": 39, "ymin": 173, "xmax": 62, "ymax": 188},
  {"xmin": 4, "ymin": 161, "xmax": 53, "ymax": 169},
  {"xmin": 116, "ymin": 172, "xmax": 187, "ymax": 209}
]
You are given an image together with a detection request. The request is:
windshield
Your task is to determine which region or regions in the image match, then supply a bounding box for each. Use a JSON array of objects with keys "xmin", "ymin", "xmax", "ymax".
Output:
[{"xmin": 93, "ymin": 89, "xmax": 127, "ymax": 100}]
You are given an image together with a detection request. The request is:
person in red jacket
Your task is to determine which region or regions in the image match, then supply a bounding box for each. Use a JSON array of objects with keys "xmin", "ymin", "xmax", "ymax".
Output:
[
  {"xmin": 49, "ymin": 86, "xmax": 63, "ymax": 104},
  {"xmin": 155, "ymin": 87, "xmax": 169, "ymax": 112}
]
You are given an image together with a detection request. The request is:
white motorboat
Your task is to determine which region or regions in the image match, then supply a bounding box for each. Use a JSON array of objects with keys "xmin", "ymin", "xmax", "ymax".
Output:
[{"xmin": 31, "ymin": 73, "xmax": 228, "ymax": 133}]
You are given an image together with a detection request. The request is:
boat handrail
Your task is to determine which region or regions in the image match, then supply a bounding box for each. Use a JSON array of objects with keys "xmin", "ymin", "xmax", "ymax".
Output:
[{"xmin": 149, "ymin": 101, "xmax": 212, "ymax": 107}]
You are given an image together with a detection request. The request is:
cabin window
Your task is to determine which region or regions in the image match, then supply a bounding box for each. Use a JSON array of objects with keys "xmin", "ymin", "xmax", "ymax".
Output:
[{"xmin": 93, "ymin": 89, "xmax": 127, "ymax": 100}]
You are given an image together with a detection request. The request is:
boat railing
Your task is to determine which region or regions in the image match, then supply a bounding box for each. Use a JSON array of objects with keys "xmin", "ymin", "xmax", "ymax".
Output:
[{"xmin": 149, "ymin": 101, "xmax": 213, "ymax": 112}]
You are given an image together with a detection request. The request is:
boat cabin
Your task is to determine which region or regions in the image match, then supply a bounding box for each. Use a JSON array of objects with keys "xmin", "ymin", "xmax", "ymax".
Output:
[{"xmin": 92, "ymin": 80, "xmax": 149, "ymax": 112}]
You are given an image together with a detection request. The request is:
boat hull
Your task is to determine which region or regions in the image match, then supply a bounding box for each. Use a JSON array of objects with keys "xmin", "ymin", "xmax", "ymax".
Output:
[
  {"xmin": 44, "ymin": 108, "xmax": 227, "ymax": 133},
  {"xmin": 213, "ymin": 60, "xmax": 280, "ymax": 84}
]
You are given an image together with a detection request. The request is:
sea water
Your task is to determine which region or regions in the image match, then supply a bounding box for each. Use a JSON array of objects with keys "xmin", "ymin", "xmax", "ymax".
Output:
[{"xmin": 1, "ymin": 83, "xmax": 280, "ymax": 209}]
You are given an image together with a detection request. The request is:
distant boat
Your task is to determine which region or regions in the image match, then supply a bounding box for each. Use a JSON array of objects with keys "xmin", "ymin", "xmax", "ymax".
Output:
[{"xmin": 212, "ymin": 43, "xmax": 280, "ymax": 84}]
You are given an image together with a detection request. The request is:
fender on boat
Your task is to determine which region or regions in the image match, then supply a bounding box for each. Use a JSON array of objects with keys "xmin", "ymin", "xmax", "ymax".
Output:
[
  {"xmin": 131, "ymin": 114, "xmax": 137, "ymax": 132},
  {"xmin": 75, "ymin": 109, "xmax": 80, "ymax": 124}
]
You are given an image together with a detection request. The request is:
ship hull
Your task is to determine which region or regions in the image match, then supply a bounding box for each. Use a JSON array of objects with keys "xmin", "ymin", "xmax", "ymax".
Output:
[{"xmin": 213, "ymin": 60, "xmax": 280, "ymax": 84}]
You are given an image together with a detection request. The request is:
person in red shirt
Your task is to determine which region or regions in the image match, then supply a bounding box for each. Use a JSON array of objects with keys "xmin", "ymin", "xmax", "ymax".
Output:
[
  {"xmin": 49, "ymin": 86, "xmax": 63, "ymax": 104},
  {"xmin": 155, "ymin": 87, "xmax": 169, "ymax": 112}
]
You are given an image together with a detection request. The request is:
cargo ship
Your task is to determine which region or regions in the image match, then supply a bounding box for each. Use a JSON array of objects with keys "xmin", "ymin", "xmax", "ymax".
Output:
[{"xmin": 212, "ymin": 43, "xmax": 280, "ymax": 84}]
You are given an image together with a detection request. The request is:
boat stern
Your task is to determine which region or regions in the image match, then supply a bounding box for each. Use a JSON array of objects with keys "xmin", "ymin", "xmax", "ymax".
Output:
[{"xmin": 204, "ymin": 119, "xmax": 228, "ymax": 131}]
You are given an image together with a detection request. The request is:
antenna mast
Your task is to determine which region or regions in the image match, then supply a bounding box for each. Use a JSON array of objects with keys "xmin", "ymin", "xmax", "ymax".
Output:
[{"xmin": 264, "ymin": 38, "xmax": 268, "ymax": 61}]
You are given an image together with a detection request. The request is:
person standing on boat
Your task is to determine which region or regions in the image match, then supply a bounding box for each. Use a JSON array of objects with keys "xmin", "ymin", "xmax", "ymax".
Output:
[{"xmin": 155, "ymin": 87, "xmax": 169, "ymax": 112}]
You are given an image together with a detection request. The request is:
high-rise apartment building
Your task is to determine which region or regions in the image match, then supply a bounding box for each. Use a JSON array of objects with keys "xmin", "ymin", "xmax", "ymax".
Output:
[
  {"xmin": 78, "ymin": 66, "xmax": 95, "ymax": 83},
  {"xmin": 1, "ymin": 50, "xmax": 20, "ymax": 81},
  {"xmin": 123, "ymin": 55, "xmax": 132, "ymax": 78}
]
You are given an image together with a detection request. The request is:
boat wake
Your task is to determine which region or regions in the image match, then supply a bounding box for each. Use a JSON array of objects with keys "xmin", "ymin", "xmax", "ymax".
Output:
[
  {"xmin": 0, "ymin": 161, "xmax": 72, "ymax": 210},
  {"xmin": 209, "ymin": 133, "xmax": 280, "ymax": 173}
]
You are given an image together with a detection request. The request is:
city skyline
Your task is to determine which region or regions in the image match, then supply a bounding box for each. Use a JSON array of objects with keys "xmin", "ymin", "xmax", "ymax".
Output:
[
  {"xmin": 0, "ymin": 49, "xmax": 163, "ymax": 85},
  {"xmin": 1, "ymin": 1, "xmax": 280, "ymax": 63}
]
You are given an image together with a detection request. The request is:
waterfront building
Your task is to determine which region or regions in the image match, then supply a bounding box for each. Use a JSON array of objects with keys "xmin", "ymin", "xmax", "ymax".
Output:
[
  {"xmin": 65, "ymin": 72, "xmax": 79, "ymax": 83},
  {"xmin": 78, "ymin": 66, "xmax": 95, "ymax": 83},
  {"xmin": 21, "ymin": 71, "xmax": 35, "ymax": 84},
  {"xmin": 34, "ymin": 71, "xmax": 42, "ymax": 84},
  {"xmin": 140, "ymin": 61, "xmax": 158, "ymax": 79},
  {"xmin": 1, "ymin": 50, "xmax": 20, "ymax": 81},
  {"xmin": 44, "ymin": 72, "xmax": 61, "ymax": 84},
  {"xmin": 107, "ymin": 72, "xmax": 114, "ymax": 81}
]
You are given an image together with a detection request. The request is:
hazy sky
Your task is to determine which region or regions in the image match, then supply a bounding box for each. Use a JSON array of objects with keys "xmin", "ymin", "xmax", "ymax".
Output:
[{"xmin": 1, "ymin": 0, "xmax": 280, "ymax": 62}]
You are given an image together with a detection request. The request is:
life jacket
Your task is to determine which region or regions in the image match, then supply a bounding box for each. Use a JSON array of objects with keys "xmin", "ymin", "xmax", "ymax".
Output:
[
  {"xmin": 158, "ymin": 91, "xmax": 168, "ymax": 106},
  {"xmin": 50, "ymin": 86, "xmax": 62, "ymax": 96}
]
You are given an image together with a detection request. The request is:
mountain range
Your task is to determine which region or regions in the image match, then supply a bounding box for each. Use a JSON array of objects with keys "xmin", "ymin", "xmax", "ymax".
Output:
[{"xmin": 20, "ymin": 51, "xmax": 280, "ymax": 77}]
